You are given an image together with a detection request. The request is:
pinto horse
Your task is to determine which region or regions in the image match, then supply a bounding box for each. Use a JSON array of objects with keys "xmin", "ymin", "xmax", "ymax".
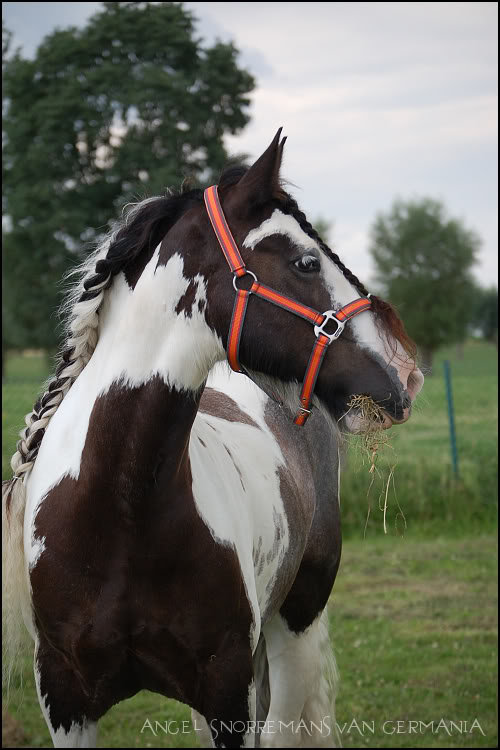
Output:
[{"xmin": 3, "ymin": 130, "xmax": 423, "ymax": 748}]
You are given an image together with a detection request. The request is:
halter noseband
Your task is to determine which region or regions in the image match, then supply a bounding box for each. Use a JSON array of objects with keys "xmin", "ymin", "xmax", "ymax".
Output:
[{"xmin": 204, "ymin": 185, "xmax": 372, "ymax": 426}]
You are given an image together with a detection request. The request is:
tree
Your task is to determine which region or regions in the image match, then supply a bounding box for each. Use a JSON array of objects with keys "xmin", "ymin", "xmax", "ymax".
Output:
[
  {"xmin": 2, "ymin": 2, "xmax": 255, "ymax": 350},
  {"xmin": 470, "ymin": 285, "xmax": 498, "ymax": 347},
  {"xmin": 2, "ymin": 19, "xmax": 17, "ymax": 375},
  {"xmin": 369, "ymin": 198, "xmax": 480, "ymax": 372},
  {"xmin": 2, "ymin": 18, "xmax": 13, "ymax": 63}
]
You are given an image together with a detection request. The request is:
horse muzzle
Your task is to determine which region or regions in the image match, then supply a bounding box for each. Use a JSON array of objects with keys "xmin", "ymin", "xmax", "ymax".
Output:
[{"xmin": 379, "ymin": 366, "xmax": 424, "ymax": 428}]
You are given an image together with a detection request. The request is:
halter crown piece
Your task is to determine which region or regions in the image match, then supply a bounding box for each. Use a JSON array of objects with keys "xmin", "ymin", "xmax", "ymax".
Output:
[{"xmin": 204, "ymin": 185, "xmax": 372, "ymax": 426}]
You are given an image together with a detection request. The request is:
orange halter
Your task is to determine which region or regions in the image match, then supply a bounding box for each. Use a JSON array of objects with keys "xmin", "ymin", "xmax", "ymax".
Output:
[{"xmin": 204, "ymin": 185, "xmax": 372, "ymax": 426}]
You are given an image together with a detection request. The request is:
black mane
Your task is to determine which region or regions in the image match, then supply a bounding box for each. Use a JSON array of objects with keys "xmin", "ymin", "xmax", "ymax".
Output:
[{"xmin": 97, "ymin": 163, "xmax": 250, "ymax": 292}]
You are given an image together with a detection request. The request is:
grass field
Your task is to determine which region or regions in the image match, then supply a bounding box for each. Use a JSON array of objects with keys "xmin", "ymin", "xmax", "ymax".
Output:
[
  {"xmin": 340, "ymin": 340, "xmax": 498, "ymax": 537},
  {"xmin": 2, "ymin": 341, "xmax": 498, "ymax": 748}
]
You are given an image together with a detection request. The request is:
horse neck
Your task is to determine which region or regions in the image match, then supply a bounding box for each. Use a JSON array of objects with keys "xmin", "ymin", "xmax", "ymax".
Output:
[
  {"xmin": 97, "ymin": 249, "xmax": 224, "ymax": 389},
  {"xmin": 80, "ymin": 249, "xmax": 225, "ymax": 486}
]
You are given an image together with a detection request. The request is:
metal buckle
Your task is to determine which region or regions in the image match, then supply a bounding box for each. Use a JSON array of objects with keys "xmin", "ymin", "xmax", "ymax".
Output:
[
  {"xmin": 233, "ymin": 270, "xmax": 257, "ymax": 292},
  {"xmin": 297, "ymin": 405, "xmax": 312, "ymax": 416},
  {"xmin": 314, "ymin": 310, "xmax": 345, "ymax": 342}
]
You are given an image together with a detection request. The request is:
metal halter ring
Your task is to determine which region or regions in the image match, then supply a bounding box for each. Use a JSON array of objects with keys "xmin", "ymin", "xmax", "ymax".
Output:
[
  {"xmin": 314, "ymin": 310, "xmax": 345, "ymax": 343},
  {"xmin": 233, "ymin": 270, "xmax": 258, "ymax": 292}
]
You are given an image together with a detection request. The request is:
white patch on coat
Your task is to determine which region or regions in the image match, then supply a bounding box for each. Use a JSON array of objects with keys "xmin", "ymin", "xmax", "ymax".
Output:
[
  {"xmin": 244, "ymin": 211, "xmax": 319, "ymax": 252},
  {"xmin": 25, "ymin": 248, "xmax": 225, "ymax": 570},
  {"xmin": 261, "ymin": 611, "xmax": 339, "ymax": 748},
  {"xmin": 207, "ymin": 363, "xmax": 269, "ymax": 427},
  {"xmin": 191, "ymin": 394, "xmax": 290, "ymax": 651},
  {"xmin": 29, "ymin": 535, "xmax": 46, "ymax": 571}
]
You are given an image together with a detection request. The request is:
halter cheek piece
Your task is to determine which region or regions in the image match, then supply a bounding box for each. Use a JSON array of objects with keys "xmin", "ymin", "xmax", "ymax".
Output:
[{"xmin": 204, "ymin": 185, "xmax": 372, "ymax": 426}]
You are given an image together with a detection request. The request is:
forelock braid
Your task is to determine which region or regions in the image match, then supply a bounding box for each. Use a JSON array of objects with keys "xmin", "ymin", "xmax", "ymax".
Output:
[{"xmin": 280, "ymin": 195, "xmax": 369, "ymax": 296}]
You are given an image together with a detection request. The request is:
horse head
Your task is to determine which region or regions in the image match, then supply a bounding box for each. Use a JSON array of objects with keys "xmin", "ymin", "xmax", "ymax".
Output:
[{"xmin": 159, "ymin": 129, "xmax": 423, "ymax": 430}]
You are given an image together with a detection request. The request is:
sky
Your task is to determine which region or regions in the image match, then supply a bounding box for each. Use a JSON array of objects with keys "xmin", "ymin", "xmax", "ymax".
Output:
[{"xmin": 3, "ymin": 2, "xmax": 498, "ymax": 287}]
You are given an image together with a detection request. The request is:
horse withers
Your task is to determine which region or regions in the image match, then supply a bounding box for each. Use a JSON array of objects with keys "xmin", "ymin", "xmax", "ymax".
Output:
[{"xmin": 3, "ymin": 130, "xmax": 423, "ymax": 748}]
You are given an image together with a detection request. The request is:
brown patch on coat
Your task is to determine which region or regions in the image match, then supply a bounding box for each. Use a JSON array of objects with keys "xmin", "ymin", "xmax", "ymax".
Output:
[
  {"xmin": 175, "ymin": 278, "xmax": 198, "ymax": 317},
  {"xmin": 124, "ymin": 245, "xmax": 158, "ymax": 290},
  {"xmin": 199, "ymin": 387, "xmax": 259, "ymax": 428}
]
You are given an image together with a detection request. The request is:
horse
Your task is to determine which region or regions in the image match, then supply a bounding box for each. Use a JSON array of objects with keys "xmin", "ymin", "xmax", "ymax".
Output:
[{"xmin": 2, "ymin": 129, "xmax": 423, "ymax": 748}]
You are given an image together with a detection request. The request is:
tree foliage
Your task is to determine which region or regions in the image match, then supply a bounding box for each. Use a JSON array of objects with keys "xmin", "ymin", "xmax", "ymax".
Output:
[
  {"xmin": 369, "ymin": 198, "xmax": 480, "ymax": 369},
  {"xmin": 2, "ymin": 18, "xmax": 13, "ymax": 64},
  {"xmin": 2, "ymin": 2, "xmax": 255, "ymax": 349},
  {"xmin": 470, "ymin": 285, "xmax": 498, "ymax": 345}
]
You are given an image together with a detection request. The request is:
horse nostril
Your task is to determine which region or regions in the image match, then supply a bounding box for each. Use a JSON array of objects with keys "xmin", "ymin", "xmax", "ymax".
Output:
[{"xmin": 402, "ymin": 393, "xmax": 412, "ymax": 409}]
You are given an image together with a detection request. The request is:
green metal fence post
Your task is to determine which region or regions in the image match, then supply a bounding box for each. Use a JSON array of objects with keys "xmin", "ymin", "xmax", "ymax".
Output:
[{"xmin": 443, "ymin": 359, "xmax": 459, "ymax": 479}]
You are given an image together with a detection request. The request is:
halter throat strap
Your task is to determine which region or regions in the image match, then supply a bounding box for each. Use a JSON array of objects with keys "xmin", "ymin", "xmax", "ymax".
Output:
[{"xmin": 204, "ymin": 185, "xmax": 371, "ymax": 426}]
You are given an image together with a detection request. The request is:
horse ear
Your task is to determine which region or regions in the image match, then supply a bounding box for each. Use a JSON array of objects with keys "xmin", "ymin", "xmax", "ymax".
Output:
[{"xmin": 234, "ymin": 128, "xmax": 286, "ymax": 209}]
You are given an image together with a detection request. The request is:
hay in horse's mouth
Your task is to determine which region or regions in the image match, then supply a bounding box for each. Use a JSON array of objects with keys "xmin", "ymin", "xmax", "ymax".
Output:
[
  {"xmin": 345, "ymin": 394, "xmax": 387, "ymax": 425},
  {"xmin": 343, "ymin": 393, "xmax": 392, "ymax": 456},
  {"xmin": 343, "ymin": 394, "xmax": 405, "ymax": 535},
  {"xmin": 341, "ymin": 393, "xmax": 391, "ymax": 433}
]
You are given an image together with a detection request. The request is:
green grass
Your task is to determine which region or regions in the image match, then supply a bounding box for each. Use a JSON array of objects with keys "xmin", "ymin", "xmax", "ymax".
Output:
[
  {"xmin": 4, "ymin": 535, "xmax": 497, "ymax": 748},
  {"xmin": 340, "ymin": 340, "xmax": 498, "ymax": 537},
  {"xmin": 331, "ymin": 535, "xmax": 497, "ymax": 748},
  {"xmin": 2, "ymin": 351, "xmax": 54, "ymax": 480}
]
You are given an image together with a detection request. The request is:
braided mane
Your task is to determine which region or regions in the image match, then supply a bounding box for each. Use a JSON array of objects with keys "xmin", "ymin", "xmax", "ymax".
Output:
[{"xmin": 4, "ymin": 188, "xmax": 202, "ymax": 495}]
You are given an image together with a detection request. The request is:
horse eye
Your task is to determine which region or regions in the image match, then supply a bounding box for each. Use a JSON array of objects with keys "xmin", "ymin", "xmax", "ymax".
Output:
[{"xmin": 294, "ymin": 254, "xmax": 320, "ymax": 273}]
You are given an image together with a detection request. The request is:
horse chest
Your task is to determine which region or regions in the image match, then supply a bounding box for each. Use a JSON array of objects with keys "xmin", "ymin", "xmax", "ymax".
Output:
[{"xmin": 25, "ymin": 396, "xmax": 311, "ymax": 654}]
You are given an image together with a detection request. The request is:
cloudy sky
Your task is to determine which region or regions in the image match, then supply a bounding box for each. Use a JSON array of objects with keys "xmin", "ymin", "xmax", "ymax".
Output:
[{"xmin": 3, "ymin": 2, "xmax": 498, "ymax": 287}]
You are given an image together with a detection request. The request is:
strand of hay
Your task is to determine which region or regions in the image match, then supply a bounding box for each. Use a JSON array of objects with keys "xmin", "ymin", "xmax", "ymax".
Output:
[{"xmin": 342, "ymin": 395, "xmax": 405, "ymax": 536}]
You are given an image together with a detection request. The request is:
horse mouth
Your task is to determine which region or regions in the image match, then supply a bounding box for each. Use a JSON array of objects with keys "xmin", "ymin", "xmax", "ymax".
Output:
[
  {"xmin": 342, "ymin": 389, "xmax": 415, "ymax": 433},
  {"xmin": 379, "ymin": 405, "xmax": 411, "ymax": 428},
  {"xmin": 378, "ymin": 367, "xmax": 424, "ymax": 429},
  {"xmin": 341, "ymin": 364, "xmax": 424, "ymax": 433},
  {"xmin": 343, "ymin": 404, "xmax": 410, "ymax": 433}
]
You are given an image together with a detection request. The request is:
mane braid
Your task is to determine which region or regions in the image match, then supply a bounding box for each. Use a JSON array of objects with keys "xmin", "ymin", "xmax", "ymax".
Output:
[
  {"xmin": 4, "ymin": 188, "xmax": 202, "ymax": 490},
  {"xmin": 279, "ymin": 195, "xmax": 369, "ymax": 296}
]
